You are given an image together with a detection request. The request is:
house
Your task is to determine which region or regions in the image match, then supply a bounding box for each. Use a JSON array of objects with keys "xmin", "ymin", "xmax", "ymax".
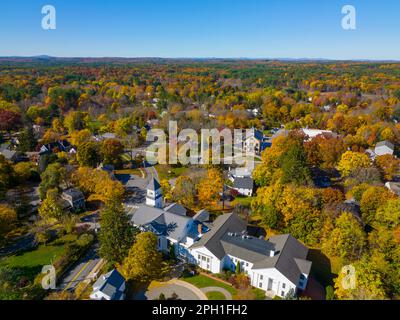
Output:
[
  {"xmin": 90, "ymin": 269, "xmax": 126, "ymax": 300},
  {"xmin": 39, "ymin": 140, "xmax": 71, "ymax": 155},
  {"xmin": 189, "ymin": 213, "xmax": 312, "ymax": 298},
  {"xmin": 146, "ymin": 178, "xmax": 163, "ymax": 208},
  {"xmin": 98, "ymin": 164, "xmax": 116, "ymax": 180},
  {"xmin": 375, "ymin": 141, "xmax": 395, "ymax": 156},
  {"xmin": 385, "ymin": 181, "xmax": 400, "ymax": 196},
  {"xmin": 93, "ymin": 132, "xmax": 117, "ymax": 142},
  {"xmin": 164, "ymin": 203, "xmax": 187, "ymax": 216},
  {"xmin": 132, "ymin": 181, "xmax": 311, "ymax": 298},
  {"xmin": 228, "ymin": 167, "xmax": 253, "ymax": 182},
  {"xmin": 232, "ymin": 177, "xmax": 254, "ymax": 197},
  {"xmin": 61, "ymin": 188, "xmax": 86, "ymax": 212},
  {"xmin": 301, "ymin": 129, "xmax": 334, "ymax": 141},
  {"xmin": 243, "ymin": 129, "xmax": 265, "ymax": 155}
]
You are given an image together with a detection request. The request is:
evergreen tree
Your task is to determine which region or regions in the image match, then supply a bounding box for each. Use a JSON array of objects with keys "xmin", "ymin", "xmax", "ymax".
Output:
[
  {"xmin": 98, "ymin": 202, "xmax": 136, "ymax": 265},
  {"xmin": 18, "ymin": 126, "xmax": 37, "ymax": 152}
]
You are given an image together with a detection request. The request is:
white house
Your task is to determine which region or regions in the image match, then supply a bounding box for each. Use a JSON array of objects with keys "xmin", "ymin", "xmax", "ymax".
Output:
[
  {"xmin": 232, "ymin": 177, "xmax": 254, "ymax": 197},
  {"xmin": 131, "ymin": 180, "xmax": 312, "ymax": 298},
  {"xmin": 90, "ymin": 269, "xmax": 126, "ymax": 300},
  {"xmin": 188, "ymin": 213, "xmax": 312, "ymax": 298},
  {"xmin": 375, "ymin": 141, "xmax": 395, "ymax": 156}
]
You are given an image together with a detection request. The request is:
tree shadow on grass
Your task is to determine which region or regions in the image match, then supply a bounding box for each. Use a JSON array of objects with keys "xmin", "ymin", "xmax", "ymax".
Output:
[{"xmin": 307, "ymin": 249, "xmax": 337, "ymax": 287}]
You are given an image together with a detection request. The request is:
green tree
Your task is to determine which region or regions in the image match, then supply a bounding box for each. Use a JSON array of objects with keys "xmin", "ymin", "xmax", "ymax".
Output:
[
  {"xmin": 98, "ymin": 202, "xmax": 136, "ymax": 265},
  {"xmin": 38, "ymin": 163, "xmax": 66, "ymax": 199},
  {"xmin": 280, "ymin": 142, "xmax": 311, "ymax": 186},
  {"xmin": 38, "ymin": 189, "xmax": 64, "ymax": 221},
  {"xmin": 77, "ymin": 141, "xmax": 101, "ymax": 168},
  {"xmin": 121, "ymin": 232, "xmax": 163, "ymax": 282},
  {"xmin": 0, "ymin": 205, "xmax": 17, "ymax": 241},
  {"xmin": 18, "ymin": 126, "xmax": 37, "ymax": 152}
]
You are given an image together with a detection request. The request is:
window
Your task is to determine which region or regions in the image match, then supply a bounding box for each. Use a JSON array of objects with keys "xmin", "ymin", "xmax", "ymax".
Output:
[
  {"xmin": 198, "ymin": 254, "xmax": 200, "ymax": 260},
  {"xmin": 259, "ymin": 283, "xmax": 263, "ymax": 288},
  {"xmin": 282, "ymin": 283, "xmax": 286, "ymax": 289},
  {"xmin": 300, "ymin": 274, "xmax": 305, "ymax": 280},
  {"xmin": 260, "ymin": 275, "xmax": 263, "ymax": 280},
  {"xmin": 281, "ymin": 291, "xmax": 285, "ymax": 297},
  {"xmin": 245, "ymin": 262, "xmax": 248, "ymax": 267}
]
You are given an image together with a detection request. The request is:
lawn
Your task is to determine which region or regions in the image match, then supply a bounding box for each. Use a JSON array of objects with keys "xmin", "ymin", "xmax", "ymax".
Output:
[
  {"xmin": 182, "ymin": 274, "xmax": 237, "ymax": 296},
  {"xmin": 114, "ymin": 168, "xmax": 143, "ymax": 177},
  {"xmin": 0, "ymin": 234, "xmax": 78, "ymax": 281},
  {"xmin": 206, "ymin": 291, "xmax": 226, "ymax": 300},
  {"xmin": 231, "ymin": 196, "xmax": 255, "ymax": 208},
  {"xmin": 155, "ymin": 165, "xmax": 189, "ymax": 181}
]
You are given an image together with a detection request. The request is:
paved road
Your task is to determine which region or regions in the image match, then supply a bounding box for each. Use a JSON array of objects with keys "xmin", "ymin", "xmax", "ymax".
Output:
[{"xmin": 58, "ymin": 243, "xmax": 100, "ymax": 292}]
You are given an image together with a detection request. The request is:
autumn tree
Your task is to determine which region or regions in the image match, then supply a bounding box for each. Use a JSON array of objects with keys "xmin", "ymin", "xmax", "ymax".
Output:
[
  {"xmin": 98, "ymin": 202, "xmax": 136, "ymax": 265},
  {"xmin": 121, "ymin": 232, "xmax": 163, "ymax": 282},
  {"xmin": 197, "ymin": 168, "xmax": 223, "ymax": 208},
  {"xmin": 38, "ymin": 189, "xmax": 64, "ymax": 222},
  {"xmin": 322, "ymin": 212, "xmax": 365, "ymax": 261},
  {"xmin": 172, "ymin": 176, "xmax": 196, "ymax": 208},
  {"xmin": 375, "ymin": 154, "xmax": 400, "ymax": 181},
  {"xmin": 334, "ymin": 258, "xmax": 387, "ymax": 300},
  {"xmin": 338, "ymin": 151, "xmax": 371, "ymax": 177},
  {"xmin": 0, "ymin": 205, "xmax": 17, "ymax": 241},
  {"xmin": 100, "ymin": 138, "xmax": 124, "ymax": 167},
  {"xmin": 360, "ymin": 186, "xmax": 394, "ymax": 225}
]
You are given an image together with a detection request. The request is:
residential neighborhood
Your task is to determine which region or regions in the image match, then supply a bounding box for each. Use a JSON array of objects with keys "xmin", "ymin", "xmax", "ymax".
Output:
[{"xmin": 1, "ymin": 56, "xmax": 400, "ymax": 303}]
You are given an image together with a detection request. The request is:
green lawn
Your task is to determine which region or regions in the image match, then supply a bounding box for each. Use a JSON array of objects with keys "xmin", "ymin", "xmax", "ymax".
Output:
[
  {"xmin": 0, "ymin": 234, "xmax": 78, "ymax": 281},
  {"xmin": 155, "ymin": 165, "xmax": 189, "ymax": 181},
  {"xmin": 232, "ymin": 196, "xmax": 255, "ymax": 208},
  {"xmin": 115, "ymin": 168, "xmax": 142, "ymax": 177},
  {"xmin": 182, "ymin": 274, "xmax": 237, "ymax": 296},
  {"xmin": 206, "ymin": 291, "xmax": 226, "ymax": 300}
]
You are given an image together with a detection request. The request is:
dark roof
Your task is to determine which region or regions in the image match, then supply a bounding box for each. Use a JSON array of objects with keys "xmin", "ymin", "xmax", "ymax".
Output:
[
  {"xmin": 164, "ymin": 203, "xmax": 187, "ymax": 216},
  {"xmin": 233, "ymin": 177, "xmax": 254, "ymax": 190},
  {"xmin": 252, "ymin": 234, "xmax": 311, "ymax": 285},
  {"xmin": 375, "ymin": 140, "xmax": 394, "ymax": 150},
  {"xmin": 131, "ymin": 205, "xmax": 191, "ymax": 241},
  {"xmin": 191, "ymin": 213, "xmax": 312, "ymax": 286},
  {"xmin": 147, "ymin": 178, "xmax": 161, "ymax": 191},
  {"xmin": 62, "ymin": 188, "xmax": 84, "ymax": 201},
  {"xmin": 190, "ymin": 213, "xmax": 247, "ymax": 259}
]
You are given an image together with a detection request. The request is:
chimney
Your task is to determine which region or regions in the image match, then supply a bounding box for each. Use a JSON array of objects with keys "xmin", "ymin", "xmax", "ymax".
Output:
[
  {"xmin": 269, "ymin": 250, "xmax": 276, "ymax": 257},
  {"xmin": 197, "ymin": 224, "xmax": 202, "ymax": 236}
]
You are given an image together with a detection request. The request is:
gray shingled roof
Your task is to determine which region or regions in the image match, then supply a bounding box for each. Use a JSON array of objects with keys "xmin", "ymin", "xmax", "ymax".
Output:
[
  {"xmin": 190, "ymin": 213, "xmax": 312, "ymax": 286},
  {"xmin": 189, "ymin": 213, "xmax": 247, "ymax": 259},
  {"xmin": 233, "ymin": 177, "xmax": 254, "ymax": 190},
  {"xmin": 131, "ymin": 205, "xmax": 191, "ymax": 241},
  {"xmin": 92, "ymin": 269, "xmax": 125, "ymax": 300},
  {"xmin": 375, "ymin": 140, "xmax": 394, "ymax": 150},
  {"xmin": 62, "ymin": 188, "xmax": 84, "ymax": 201},
  {"xmin": 252, "ymin": 234, "xmax": 311, "ymax": 285},
  {"xmin": 164, "ymin": 203, "xmax": 187, "ymax": 216}
]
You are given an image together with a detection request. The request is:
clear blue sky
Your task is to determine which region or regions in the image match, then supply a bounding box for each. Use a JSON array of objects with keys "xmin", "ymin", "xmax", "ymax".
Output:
[{"xmin": 0, "ymin": 0, "xmax": 399, "ymax": 59}]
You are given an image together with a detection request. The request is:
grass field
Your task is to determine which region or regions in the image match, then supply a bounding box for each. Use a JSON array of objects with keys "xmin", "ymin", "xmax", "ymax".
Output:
[
  {"xmin": 231, "ymin": 196, "xmax": 255, "ymax": 208},
  {"xmin": 182, "ymin": 274, "xmax": 237, "ymax": 296},
  {"xmin": 206, "ymin": 291, "xmax": 226, "ymax": 300},
  {"xmin": 155, "ymin": 165, "xmax": 189, "ymax": 181}
]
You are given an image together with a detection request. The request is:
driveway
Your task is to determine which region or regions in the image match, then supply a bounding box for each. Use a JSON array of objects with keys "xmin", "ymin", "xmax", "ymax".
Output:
[{"xmin": 138, "ymin": 279, "xmax": 207, "ymax": 300}]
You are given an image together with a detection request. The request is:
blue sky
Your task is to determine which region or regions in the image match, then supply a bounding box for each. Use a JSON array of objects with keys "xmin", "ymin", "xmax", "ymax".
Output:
[{"xmin": 0, "ymin": 0, "xmax": 399, "ymax": 59}]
